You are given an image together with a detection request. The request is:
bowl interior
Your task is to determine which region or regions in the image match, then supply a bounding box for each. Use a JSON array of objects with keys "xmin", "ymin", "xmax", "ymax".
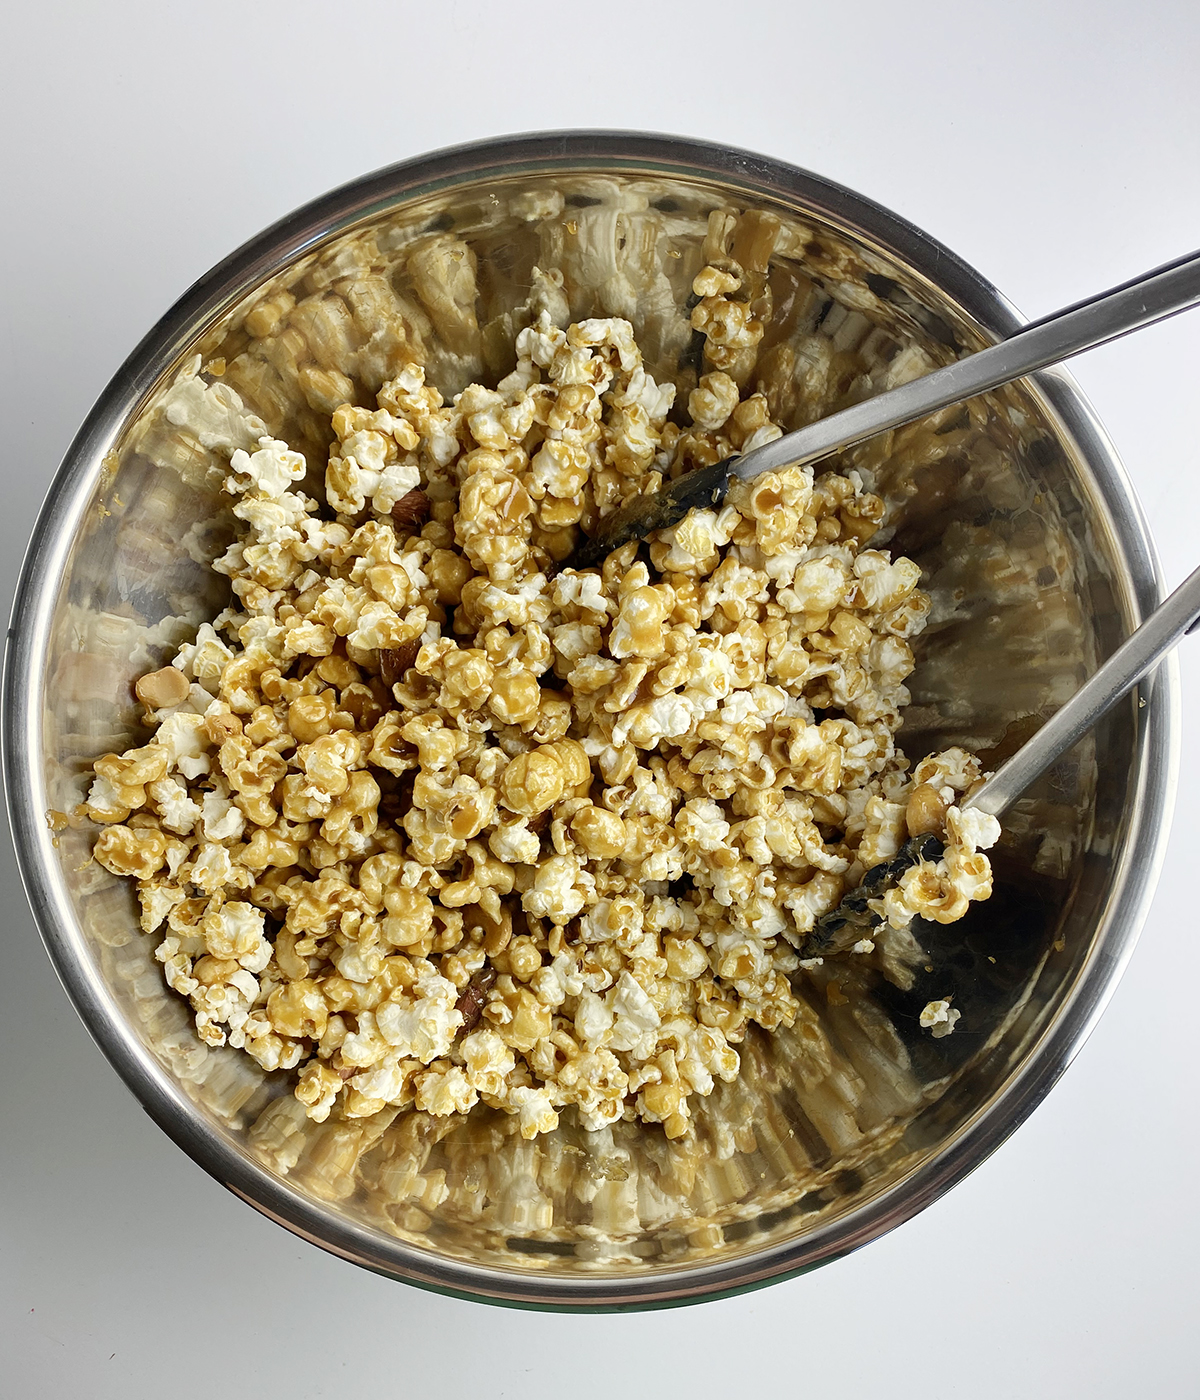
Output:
[{"xmin": 18, "ymin": 147, "xmax": 1165, "ymax": 1305}]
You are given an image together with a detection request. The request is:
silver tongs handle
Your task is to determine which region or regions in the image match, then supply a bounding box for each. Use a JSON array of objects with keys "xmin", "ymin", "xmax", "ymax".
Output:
[
  {"xmin": 730, "ymin": 248, "xmax": 1200, "ymax": 482},
  {"xmin": 969, "ymin": 562, "xmax": 1200, "ymax": 818}
]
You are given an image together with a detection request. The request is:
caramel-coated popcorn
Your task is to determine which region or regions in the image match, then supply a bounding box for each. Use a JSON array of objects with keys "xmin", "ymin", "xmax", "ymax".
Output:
[{"xmin": 90, "ymin": 292, "xmax": 997, "ymax": 1142}]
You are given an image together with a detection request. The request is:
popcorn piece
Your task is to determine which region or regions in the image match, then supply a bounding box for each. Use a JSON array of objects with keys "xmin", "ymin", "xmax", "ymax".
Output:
[
  {"xmin": 606, "ymin": 971, "xmax": 662, "ymax": 1055},
  {"xmin": 200, "ymin": 902, "xmax": 271, "ymax": 973},
  {"xmin": 414, "ymin": 1064, "xmax": 478, "ymax": 1117},
  {"xmin": 687, "ymin": 372, "xmax": 740, "ymax": 431},
  {"xmin": 374, "ymin": 971, "xmax": 463, "ymax": 1063},
  {"xmin": 920, "ymin": 999, "xmax": 961, "ymax": 1039},
  {"xmin": 94, "ymin": 824, "xmax": 168, "ymax": 880},
  {"xmin": 507, "ymin": 1085, "xmax": 560, "ymax": 1140},
  {"xmin": 461, "ymin": 1028, "xmax": 516, "ymax": 1096},
  {"xmin": 227, "ymin": 437, "xmax": 307, "ymax": 500}
]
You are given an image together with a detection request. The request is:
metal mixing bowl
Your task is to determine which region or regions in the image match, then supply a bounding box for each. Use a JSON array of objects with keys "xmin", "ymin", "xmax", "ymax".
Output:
[{"xmin": 2, "ymin": 132, "xmax": 1177, "ymax": 1308}]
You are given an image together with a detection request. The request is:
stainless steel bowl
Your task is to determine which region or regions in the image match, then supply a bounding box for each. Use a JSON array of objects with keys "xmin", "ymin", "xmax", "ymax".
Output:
[{"xmin": 2, "ymin": 132, "xmax": 1177, "ymax": 1308}]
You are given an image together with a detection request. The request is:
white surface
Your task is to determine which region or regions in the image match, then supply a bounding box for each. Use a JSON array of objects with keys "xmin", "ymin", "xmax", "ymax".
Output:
[{"xmin": 2, "ymin": 1, "xmax": 1198, "ymax": 1394}]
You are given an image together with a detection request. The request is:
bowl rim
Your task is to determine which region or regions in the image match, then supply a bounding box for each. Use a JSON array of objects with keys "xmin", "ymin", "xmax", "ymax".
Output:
[{"xmin": 1, "ymin": 129, "xmax": 1179, "ymax": 1309}]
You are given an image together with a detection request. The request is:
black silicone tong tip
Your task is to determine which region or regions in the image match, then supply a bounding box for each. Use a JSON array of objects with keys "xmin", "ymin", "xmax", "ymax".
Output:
[
  {"xmin": 566, "ymin": 458, "xmax": 733, "ymax": 572},
  {"xmin": 799, "ymin": 833, "xmax": 945, "ymax": 959}
]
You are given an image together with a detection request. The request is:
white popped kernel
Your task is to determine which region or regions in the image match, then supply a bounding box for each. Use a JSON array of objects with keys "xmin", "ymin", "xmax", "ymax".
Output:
[
  {"xmin": 375, "ymin": 972, "xmax": 463, "ymax": 1063},
  {"xmin": 920, "ymin": 999, "xmax": 961, "ymax": 1039},
  {"xmin": 227, "ymin": 437, "xmax": 307, "ymax": 500},
  {"xmin": 156, "ymin": 712, "xmax": 210, "ymax": 777},
  {"xmin": 947, "ymin": 804, "xmax": 1002, "ymax": 853},
  {"xmin": 606, "ymin": 972, "xmax": 662, "ymax": 1054},
  {"xmin": 508, "ymin": 1085, "xmax": 559, "ymax": 1140}
]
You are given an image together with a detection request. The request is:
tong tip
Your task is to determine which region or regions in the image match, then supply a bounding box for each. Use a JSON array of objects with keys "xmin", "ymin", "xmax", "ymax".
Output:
[{"xmin": 560, "ymin": 459, "xmax": 734, "ymax": 573}]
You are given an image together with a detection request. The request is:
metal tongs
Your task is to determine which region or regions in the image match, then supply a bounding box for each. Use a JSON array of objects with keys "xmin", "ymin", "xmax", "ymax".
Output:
[
  {"xmin": 803, "ymin": 559, "xmax": 1200, "ymax": 956},
  {"xmin": 565, "ymin": 248, "xmax": 1200, "ymax": 571},
  {"xmin": 557, "ymin": 245, "xmax": 1200, "ymax": 952}
]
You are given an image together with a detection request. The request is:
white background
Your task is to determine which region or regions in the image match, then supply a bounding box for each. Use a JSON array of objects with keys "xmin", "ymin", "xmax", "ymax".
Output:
[{"xmin": 2, "ymin": 2, "xmax": 1198, "ymax": 1394}]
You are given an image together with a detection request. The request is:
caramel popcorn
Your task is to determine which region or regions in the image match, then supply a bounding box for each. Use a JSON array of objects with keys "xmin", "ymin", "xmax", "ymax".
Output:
[
  {"xmin": 89, "ymin": 293, "xmax": 998, "ymax": 1144},
  {"xmin": 919, "ymin": 998, "xmax": 961, "ymax": 1039}
]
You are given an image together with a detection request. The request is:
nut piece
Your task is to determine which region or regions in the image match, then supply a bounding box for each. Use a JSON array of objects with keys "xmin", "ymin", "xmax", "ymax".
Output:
[
  {"xmin": 391, "ymin": 487, "xmax": 432, "ymax": 532},
  {"xmin": 905, "ymin": 783, "xmax": 949, "ymax": 838},
  {"xmin": 135, "ymin": 666, "xmax": 190, "ymax": 709},
  {"xmin": 380, "ymin": 640, "xmax": 421, "ymax": 688}
]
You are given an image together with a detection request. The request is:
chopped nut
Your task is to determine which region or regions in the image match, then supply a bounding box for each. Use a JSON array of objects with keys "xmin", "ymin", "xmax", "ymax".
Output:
[
  {"xmin": 380, "ymin": 639, "xmax": 421, "ymax": 688},
  {"xmin": 905, "ymin": 782, "xmax": 949, "ymax": 837},
  {"xmin": 391, "ymin": 487, "xmax": 432, "ymax": 532},
  {"xmin": 135, "ymin": 665, "xmax": 190, "ymax": 709},
  {"xmin": 455, "ymin": 965, "xmax": 498, "ymax": 1034}
]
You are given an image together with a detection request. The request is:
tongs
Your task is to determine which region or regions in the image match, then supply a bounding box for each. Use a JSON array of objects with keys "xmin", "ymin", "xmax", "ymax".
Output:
[
  {"xmin": 565, "ymin": 248, "xmax": 1200, "ymax": 571},
  {"xmin": 802, "ymin": 556, "xmax": 1200, "ymax": 957}
]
